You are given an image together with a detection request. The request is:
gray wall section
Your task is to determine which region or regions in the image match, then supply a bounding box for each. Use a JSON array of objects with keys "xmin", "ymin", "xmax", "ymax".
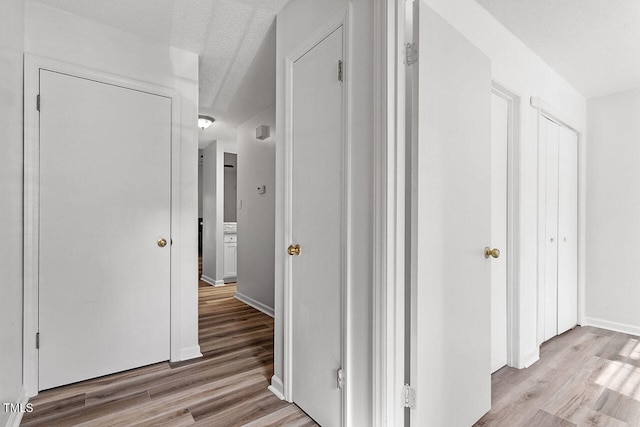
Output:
[
  {"xmin": 224, "ymin": 153, "xmax": 238, "ymax": 222},
  {"xmin": 236, "ymin": 105, "xmax": 276, "ymax": 310},
  {"xmin": 198, "ymin": 149, "xmax": 204, "ymax": 218},
  {"xmin": 0, "ymin": 0, "xmax": 24, "ymax": 422}
]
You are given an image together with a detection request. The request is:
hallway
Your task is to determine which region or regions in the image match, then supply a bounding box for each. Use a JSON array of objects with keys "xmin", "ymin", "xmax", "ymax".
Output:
[{"xmin": 21, "ymin": 282, "xmax": 316, "ymax": 426}]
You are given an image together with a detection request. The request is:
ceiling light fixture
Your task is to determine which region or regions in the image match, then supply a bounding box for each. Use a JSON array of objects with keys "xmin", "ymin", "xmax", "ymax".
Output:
[{"xmin": 198, "ymin": 115, "xmax": 215, "ymax": 130}]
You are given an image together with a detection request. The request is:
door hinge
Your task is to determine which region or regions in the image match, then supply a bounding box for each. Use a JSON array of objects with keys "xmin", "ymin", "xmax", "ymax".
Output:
[
  {"xmin": 36, "ymin": 332, "xmax": 40, "ymax": 349},
  {"xmin": 36, "ymin": 94, "xmax": 40, "ymax": 111},
  {"xmin": 337, "ymin": 368, "xmax": 344, "ymax": 390},
  {"xmin": 338, "ymin": 60, "xmax": 343, "ymax": 82},
  {"xmin": 402, "ymin": 384, "xmax": 416, "ymax": 408},
  {"xmin": 405, "ymin": 43, "xmax": 418, "ymax": 66}
]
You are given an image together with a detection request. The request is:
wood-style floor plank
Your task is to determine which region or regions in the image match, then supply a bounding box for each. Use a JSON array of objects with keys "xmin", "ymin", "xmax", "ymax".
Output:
[
  {"xmin": 22, "ymin": 282, "xmax": 316, "ymax": 426},
  {"xmin": 476, "ymin": 326, "xmax": 640, "ymax": 427}
]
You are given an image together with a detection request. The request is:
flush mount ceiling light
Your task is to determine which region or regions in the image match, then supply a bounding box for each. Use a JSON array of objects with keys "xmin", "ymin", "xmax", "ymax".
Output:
[{"xmin": 198, "ymin": 115, "xmax": 215, "ymax": 130}]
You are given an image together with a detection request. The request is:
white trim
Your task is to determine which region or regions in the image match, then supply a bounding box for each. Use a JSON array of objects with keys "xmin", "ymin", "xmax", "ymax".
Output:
[
  {"xmin": 268, "ymin": 375, "xmax": 285, "ymax": 400},
  {"xmin": 585, "ymin": 317, "xmax": 640, "ymax": 337},
  {"xmin": 520, "ymin": 349, "xmax": 540, "ymax": 369},
  {"xmin": 282, "ymin": 6, "xmax": 351, "ymax": 424},
  {"xmin": 532, "ymin": 96, "xmax": 585, "ymax": 346},
  {"xmin": 531, "ymin": 97, "xmax": 580, "ymax": 134},
  {"xmin": 234, "ymin": 291, "xmax": 275, "ymax": 318},
  {"xmin": 373, "ymin": 0, "xmax": 407, "ymax": 425},
  {"xmin": 23, "ymin": 54, "xmax": 183, "ymax": 396},
  {"xmin": 491, "ymin": 82, "xmax": 522, "ymax": 369},
  {"xmin": 200, "ymin": 275, "xmax": 224, "ymax": 287},
  {"xmin": 5, "ymin": 388, "xmax": 29, "ymax": 427},
  {"xmin": 178, "ymin": 345, "xmax": 203, "ymax": 361}
]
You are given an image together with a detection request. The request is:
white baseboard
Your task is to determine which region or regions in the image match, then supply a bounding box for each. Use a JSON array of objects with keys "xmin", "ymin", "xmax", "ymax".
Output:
[
  {"xmin": 585, "ymin": 317, "xmax": 640, "ymax": 337},
  {"xmin": 268, "ymin": 375, "xmax": 285, "ymax": 400},
  {"xmin": 5, "ymin": 387, "xmax": 29, "ymax": 427},
  {"xmin": 177, "ymin": 345, "xmax": 203, "ymax": 361},
  {"xmin": 520, "ymin": 349, "xmax": 540, "ymax": 369},
  {"xmin": 234, "ymin": 291, "xmax": 274, "ymax": 318},
  {"xmin": 201, "ymin": 275, "xmax": 224, "ymax": 287}
]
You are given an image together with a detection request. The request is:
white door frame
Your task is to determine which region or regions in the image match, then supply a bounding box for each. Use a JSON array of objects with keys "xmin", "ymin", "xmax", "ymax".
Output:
[
  {"xmin": 492, "ymin": 82, "xmax": 521, "ymax": 369},
  {"xmin": 532, "ymin": 96, "xmax": 585, "ymax": 346},
  {"xmin": 282, "ymin": 6, "xmax": 351, "ymax": 425},
  {"xmin": 371, "ymin": 0, "xmax": 407, "ymax": 425},
  {"xmin": 23, "ymin": 54, "xmax": 183, "ymax": 397}
]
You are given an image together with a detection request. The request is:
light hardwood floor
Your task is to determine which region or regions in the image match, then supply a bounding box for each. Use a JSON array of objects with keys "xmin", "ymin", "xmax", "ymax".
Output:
[
  {"xmin": 476, "ymin": 325, "xmax": 640, "ymax": 426},
  {"xmin": 21, "ymin": 282, "xmax": 317, "ymax": 426}
]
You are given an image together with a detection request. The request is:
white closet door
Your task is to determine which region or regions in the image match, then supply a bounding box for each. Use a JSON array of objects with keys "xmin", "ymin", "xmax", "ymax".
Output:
[
  {"xmin": 557, "ymin": 127, "xmax": 578, "ymax": 334},
  {"xmin": 543, "ymin": 117, "xmax": 560, "ymax": 342}
]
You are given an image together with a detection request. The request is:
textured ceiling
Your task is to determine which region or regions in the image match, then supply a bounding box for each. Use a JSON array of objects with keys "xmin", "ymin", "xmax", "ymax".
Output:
[
  {"xmin": 32, "ymin": 0, "xmax": 286, "ymax": 145},
  {"xmin": 476, "ymin": 0, "xmax": 640, "ymax": 98}
]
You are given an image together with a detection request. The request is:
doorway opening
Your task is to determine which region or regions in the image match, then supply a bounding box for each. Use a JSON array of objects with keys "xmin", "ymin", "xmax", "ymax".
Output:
[{"xmin": 490, "ymin": 82, "xmax": 520, "ymax": 374}]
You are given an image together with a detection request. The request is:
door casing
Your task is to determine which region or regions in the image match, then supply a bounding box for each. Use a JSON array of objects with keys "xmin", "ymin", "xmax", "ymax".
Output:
[
  {"xmin": 23, "ymin": 54, "xmax": 185, "ymax": 397},
  {"xmin": 282, "ymin": 6, "xmax": 351, "ymax": 426},
  {"xmin": 491, "ymin": 82, "xmax": 521, "ymax": 370}
]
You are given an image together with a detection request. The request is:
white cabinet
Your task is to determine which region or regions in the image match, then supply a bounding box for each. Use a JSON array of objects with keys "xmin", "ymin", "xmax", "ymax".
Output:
[{"xmin": 223, "ymin": 231, "xmax": 237, "ymax": 282}]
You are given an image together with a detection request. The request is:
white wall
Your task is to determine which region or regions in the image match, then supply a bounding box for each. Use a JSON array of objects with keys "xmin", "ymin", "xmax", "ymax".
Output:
[
  {"xmin": 423, "ymin": 0, "xmax": 587, "ymax": 367},
  {"xmin": 237, "ymin": 105, "xmax": 276, "ymax": 313},
  {"xmin": 0, "ymin": 0, "xmax": 25, "ymax": 424},
  {"xmin": 275, "ymin": 1, "xmax": 374, "ymax": 423},
  {"xmin": 25, "ymin": 1, "xmax": 201, "ymax": 361},
  {"xmin": 586, "ymin": 90, "xmax": 640, "ymax": 334}
]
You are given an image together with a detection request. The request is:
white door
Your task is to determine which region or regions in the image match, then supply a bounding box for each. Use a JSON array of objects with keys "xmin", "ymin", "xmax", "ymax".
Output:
[
  {"xmin": 543, "ymin": 116, "xmax": 560, "ymax": 342},
  {"xmin": 290, "ymin": 27, "xmax": 344, "ymax": 427},
  {"xmin": 490, "ymin": 92, "xmax": 509, "ymax": 373},
  {"xmin": 410, "ymin": 3, "xmax": 492, "ymax": 426},
  {"xmin": 557, "ymin": 126, "xmax": 578, "ymax": 334},
  {"xmin": 541, "ymin": 116, "xmax": 578, "ymax": 342},
  {"xmin": 39, "ymin": 70, "xmax": 171, "ymax": 390}
]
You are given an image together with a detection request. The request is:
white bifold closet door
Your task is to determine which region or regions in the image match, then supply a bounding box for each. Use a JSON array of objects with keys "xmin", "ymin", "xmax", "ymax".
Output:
[{"xmin": 542, "ymin": 116, "xmax": 578, "ymax": 342}]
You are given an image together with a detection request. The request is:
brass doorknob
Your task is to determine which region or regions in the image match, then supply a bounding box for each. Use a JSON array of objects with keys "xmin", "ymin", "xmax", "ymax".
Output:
[
  {"xmin": 485, "ymin": 247, "xmax": 500, "ymax": 259},
  {"xmin": 287, "ymin": 244, "xmax": 301, "ymax": 256},
  {"xmin": 158, "ymin": 238, "xmax": 167, "ymax": 248}
]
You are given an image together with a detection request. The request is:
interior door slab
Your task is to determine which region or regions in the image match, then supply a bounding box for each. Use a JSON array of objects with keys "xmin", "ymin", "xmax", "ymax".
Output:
[
  {"xmin": 411, "ymin": 3, "xmax": 492, "ymax": 425},
  {"xmin": 290, "ymin": 26, "xmax": 344, "ymax": 427},
  {"xmin": 39, "ymin": 70, "xmax": 171, "ymax": 390}
]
